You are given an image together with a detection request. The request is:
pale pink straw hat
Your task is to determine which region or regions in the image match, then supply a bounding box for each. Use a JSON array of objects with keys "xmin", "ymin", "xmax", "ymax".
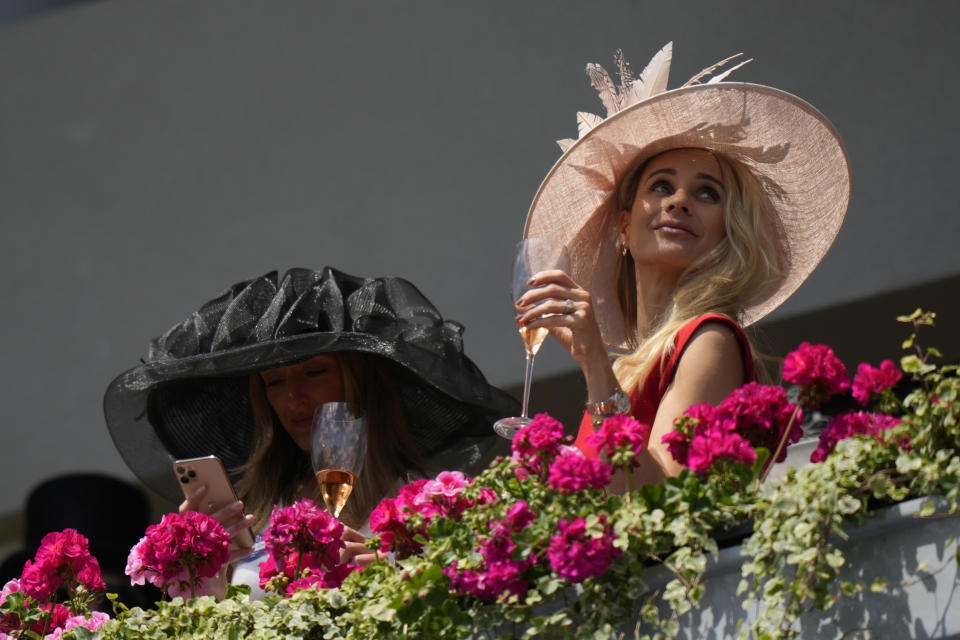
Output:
[{"xmin": 523, "ymin": 43, "xmax": 850, "ymax": 350}]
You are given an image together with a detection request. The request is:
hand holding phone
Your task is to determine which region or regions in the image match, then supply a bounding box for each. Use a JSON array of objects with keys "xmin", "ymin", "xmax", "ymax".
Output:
[{"xmin": 174, "ymin": 455, "xmax": 255, "ymax": 548}]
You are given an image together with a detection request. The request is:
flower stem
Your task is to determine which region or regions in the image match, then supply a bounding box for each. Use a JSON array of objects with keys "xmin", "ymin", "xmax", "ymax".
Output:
[{"xmin": 757, "ymin": 405, "xmax": 801, "ymax": 487}]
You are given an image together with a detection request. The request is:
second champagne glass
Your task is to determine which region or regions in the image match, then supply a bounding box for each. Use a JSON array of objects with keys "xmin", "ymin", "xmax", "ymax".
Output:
[
  {"xmin": 311, "ymin": 402, "xmax": 367, "ymax": 518},
  {"xmin": 493, "ymin": 237, "xmax": 570, "ymax": 439}
]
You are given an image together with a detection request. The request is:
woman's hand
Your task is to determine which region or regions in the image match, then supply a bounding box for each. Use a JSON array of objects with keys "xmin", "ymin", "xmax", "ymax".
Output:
[
  {"xmin": 516, "ymin": 270, "xmax": 620, "ymax": 401},
  {"xmin": 179, "ymin": 485, "xmax": 256, "ymax": 565},
  {"xmin": 340, "ymin": 526, "xmax": 378, "ymax": 567},
  {"xmin": 516, "ymin": 270, "xmax": 606, "ymax": 365}
]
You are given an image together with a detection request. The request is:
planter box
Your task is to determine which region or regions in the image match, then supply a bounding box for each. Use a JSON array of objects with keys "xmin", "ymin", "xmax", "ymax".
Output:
[{"xmin": 640, "ymin": 496, "xmax": 960, "ymax": 639}]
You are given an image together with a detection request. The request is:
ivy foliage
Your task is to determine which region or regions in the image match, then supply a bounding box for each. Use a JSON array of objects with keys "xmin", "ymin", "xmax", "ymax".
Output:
[{"xmin": 739, "ymin": 309, "xmax": 960, "ymax": 639}]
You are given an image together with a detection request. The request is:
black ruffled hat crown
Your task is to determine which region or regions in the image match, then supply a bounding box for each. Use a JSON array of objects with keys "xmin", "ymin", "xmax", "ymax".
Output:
[{"xmin": 104, "ymin": 267, "xmax": 518, "ymax": 503}]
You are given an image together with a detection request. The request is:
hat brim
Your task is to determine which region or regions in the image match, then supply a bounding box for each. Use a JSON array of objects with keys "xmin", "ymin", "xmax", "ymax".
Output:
[
  {"xmin": 104, "ymin": 331, "xmax": 518, "ymax": 503},
  {"xmin": 524, "ymin": 82, "xmax": 850, "ymax": 349}
]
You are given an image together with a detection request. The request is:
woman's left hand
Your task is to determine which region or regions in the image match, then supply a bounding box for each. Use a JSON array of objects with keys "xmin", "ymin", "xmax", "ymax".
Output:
[{"xmin": 340, "ymin": 525, "xmax": 378, "ymax": 567}]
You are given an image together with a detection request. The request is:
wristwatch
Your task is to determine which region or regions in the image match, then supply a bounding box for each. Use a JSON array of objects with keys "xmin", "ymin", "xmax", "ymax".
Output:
[{"xmin": 586, "ymin": 389, "xmax": 630, "ymax": 427}]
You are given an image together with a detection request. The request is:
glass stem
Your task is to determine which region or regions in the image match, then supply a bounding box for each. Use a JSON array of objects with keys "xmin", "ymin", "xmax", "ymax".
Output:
[{"xmin": 520, "ymin": 350, "xmax": 536, "ymax": 418}]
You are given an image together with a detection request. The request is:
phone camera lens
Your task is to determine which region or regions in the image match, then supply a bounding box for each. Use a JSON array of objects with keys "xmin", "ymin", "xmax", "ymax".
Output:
[
  {"xmin": 180, "ymin": 476, "xmax": 189, "ymax": 484},
  {"xmin": 188, "ymin": 470, "xmax": 196, "ymax": 478}
]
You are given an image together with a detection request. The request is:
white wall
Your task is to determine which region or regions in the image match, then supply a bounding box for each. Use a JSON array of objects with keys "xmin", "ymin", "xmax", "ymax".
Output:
[{"xmin": 1, "ymin": 0, "xmax": 958, "ymax": 515}]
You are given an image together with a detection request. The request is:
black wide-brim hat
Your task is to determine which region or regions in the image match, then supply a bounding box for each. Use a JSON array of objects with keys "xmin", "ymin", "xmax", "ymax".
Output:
[{"xmin": 104, "ymin": 267, "xmax": 519, "ymax": 503}]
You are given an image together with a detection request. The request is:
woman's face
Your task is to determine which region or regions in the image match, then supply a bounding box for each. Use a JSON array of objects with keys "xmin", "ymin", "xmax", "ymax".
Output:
[
  {"xmin": 259, "ymin": 354, "xmax": 345, "ymax": 452},
  {"xmin": 619, "ymin": 148, "xmax": 727, "ymax": 278}
]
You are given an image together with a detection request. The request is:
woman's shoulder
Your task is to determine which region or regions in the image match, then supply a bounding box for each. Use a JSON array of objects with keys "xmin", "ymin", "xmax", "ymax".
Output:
[
  {"xmin": 678, "ymin": 322, "xmax": 746, "ymax": 367},
  {"xmin": 659, "ymin": 314, "xmax": 753, "ymax": 394},
  {"xmin": 676, "ymin": 313, "xmax": 744, "ymax": 346}
]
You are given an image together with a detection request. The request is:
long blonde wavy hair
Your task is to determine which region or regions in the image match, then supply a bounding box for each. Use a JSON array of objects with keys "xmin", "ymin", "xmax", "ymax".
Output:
[
  {"xmin": 612, "ymin": 149, "xmax": 782, "ymax": 392},
  {"xmin": 237, "ymin": 352, "xmax": 426, "ymax": 531}
]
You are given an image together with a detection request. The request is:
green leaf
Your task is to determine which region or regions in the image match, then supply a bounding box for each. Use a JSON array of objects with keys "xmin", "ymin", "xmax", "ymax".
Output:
[
  {"xmin": 901, "ymin": 355, "xmax": 923, "ymax": 373},
  {"xmin": 825, "ymin": 550, "xmax": 845, "ymax": 569},
  {"xmin": 897, "ymin": 308, "xmax": 923, "ymax": 323},
  {"xmin": 540, "ymin": 577, "xmax": 562, "ymax": 595},
  {"xmin": 919, "ymin": 311, "xmax": 937, "ymax": 326},
  {"xmin": 663, "ymin": 579, "xmax": 687, "ymax": 606},
  {"xmin": 786, "ymin": 547, "xmax": 817, "ymax": 565},
  {"xmin": 225, "ymin": 583, "xmax": 251, "ymax": 599},
  {"xmin": 896, "ymin": 453, "xmax": 923, "ymax": 473}
]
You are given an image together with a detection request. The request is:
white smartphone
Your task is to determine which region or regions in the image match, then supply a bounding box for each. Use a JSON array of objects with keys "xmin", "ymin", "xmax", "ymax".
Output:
[{"xmin": 173, "ymin": 455, "xmax": 255, "ymax": 548}]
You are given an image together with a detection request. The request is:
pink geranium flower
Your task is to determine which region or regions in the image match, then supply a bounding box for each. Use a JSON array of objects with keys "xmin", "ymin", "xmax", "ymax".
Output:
[
  {"xmin": 503, "ymin": 501, "xmax": 536, "ymax": 533},
  {"xmin": 662, "ymin": 402, "xmax": 712, "ymax": 465},
  {"xmin": 259, "ymin": 499, "xmax": 355, "ymax": 595},
  {"xmin": 512, "ymin": 413, "xmax": 564, "ymax": 457},
  {"xmin": 18, "ymin": 529, "xmax": 105, "ymax": 603},
  {"xmin": 1, "ymin": 601, "xmax": 71, "ymax": 638},
  {"xmin": 478, "ymin": 487, "xmax": 499, "ymax": 506},
  {"xmin": 852, "ymin": 360, "xmax": 902, "ymax": 406},
  {"xmin": 811, "ymin": 411, "xmax": 904, "ymax": 462},
  {"xmin": 414, "ymin": 471, "xmax": 473, "ymax": 519},
  {"xmin": 421, "ymin": 471, "xmax": 467, "ymax": 499},
  {"xmin": 444, "ymin": 503, "xmax": 538, "ymax": 602},
  {"xmin": 369, "ymin": 495, "xmax": 424, "ymax": 558},
  {"xmin": 444, "ymin": 559, "xmax": 531, "ymax": 603},
  {"xmin": 712, "ymin": 383, "xmax": 802, "ymax": 462},
  {"xmin": 371, "ymin": 472, "xmax": 481, "ymax": 557},
  {"xmin": 547, "ymin": 516, "xmax": 620, "ymax": 583},
  {"xmin": 46, "ymin": 611, "xmax": 111, "ymax": 640},
  {"xmin": 666, "ymin": 383, "xmax": 802, "ymax": 474},
  {"xmin": 0, "ymin": 580, "xmax": 23, "ymax": 635},
  {"xmin": 586, "ymin": 413, "xmax": 650, "ymax": 471},
  {"xmin": 783, "ymin": 342, "xmax": 850, "ymax": 408},
  {"xmin": 126, "ymin": 511, "xmax": 231, "ymax": 598},
  {"xmin": 685, "ymin": 425, "xmax": 757, "ymax": 474},
  {"xmin": 547, "ymin": 448, "xmax": 611, "ymax": 493}
]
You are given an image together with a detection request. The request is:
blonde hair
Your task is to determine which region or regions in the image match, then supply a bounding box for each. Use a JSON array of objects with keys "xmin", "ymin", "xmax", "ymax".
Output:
[
  {"xmin": 612, "ymin": 150, "xmax": 781, "ymax": 391},
  {"xmin": 238, "ymin": 352, "xmax": 426, "ymax": 531}
]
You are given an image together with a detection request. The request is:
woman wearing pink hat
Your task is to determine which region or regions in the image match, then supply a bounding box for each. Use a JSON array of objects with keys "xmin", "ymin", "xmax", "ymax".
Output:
[{"xmin": 517, "ymin": 43, "xmax": 850, "ymax": 485}]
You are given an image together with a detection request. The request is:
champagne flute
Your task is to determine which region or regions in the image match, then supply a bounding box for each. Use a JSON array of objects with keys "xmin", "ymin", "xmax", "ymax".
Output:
[
  {"xmin": 493, "ymin": 238, "xmax": 570, "ymax": 439},
  {"xmin": 311, "ymin": 402, "xmax": 367, "ymax": 518}
]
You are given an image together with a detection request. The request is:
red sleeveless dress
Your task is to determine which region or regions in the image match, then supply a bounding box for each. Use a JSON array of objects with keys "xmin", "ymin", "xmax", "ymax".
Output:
[{"xmin": 573, "ymin": 314, "xmax": 755, "ymax": 458}]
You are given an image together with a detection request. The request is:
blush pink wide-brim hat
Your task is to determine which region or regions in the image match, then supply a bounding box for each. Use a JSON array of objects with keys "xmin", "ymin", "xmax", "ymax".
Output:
[{"xmin": 523, "ymin": 48, "xmax": 850, "ymax": 350}]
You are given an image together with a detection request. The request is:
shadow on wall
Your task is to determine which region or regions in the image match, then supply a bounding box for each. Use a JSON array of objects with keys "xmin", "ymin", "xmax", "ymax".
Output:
[
  {"xmin": 0, "ymin": 0, "xmax": 96, "ymax": 26},
  {"xmin": 0, "ymin": 472, "xmax": 162, "ymax": 608}
]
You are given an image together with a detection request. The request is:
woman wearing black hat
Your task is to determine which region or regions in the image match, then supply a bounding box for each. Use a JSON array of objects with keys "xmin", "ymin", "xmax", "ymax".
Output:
[{"xmin": 104, "ymin": 267, "xmax": 517, "ymax": 595}]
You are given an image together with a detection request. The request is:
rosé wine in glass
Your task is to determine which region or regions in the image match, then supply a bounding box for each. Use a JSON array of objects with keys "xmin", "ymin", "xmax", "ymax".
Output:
[{"xmin": 311, "ymin": 402, "xmax": 367, "ymax": 518}]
